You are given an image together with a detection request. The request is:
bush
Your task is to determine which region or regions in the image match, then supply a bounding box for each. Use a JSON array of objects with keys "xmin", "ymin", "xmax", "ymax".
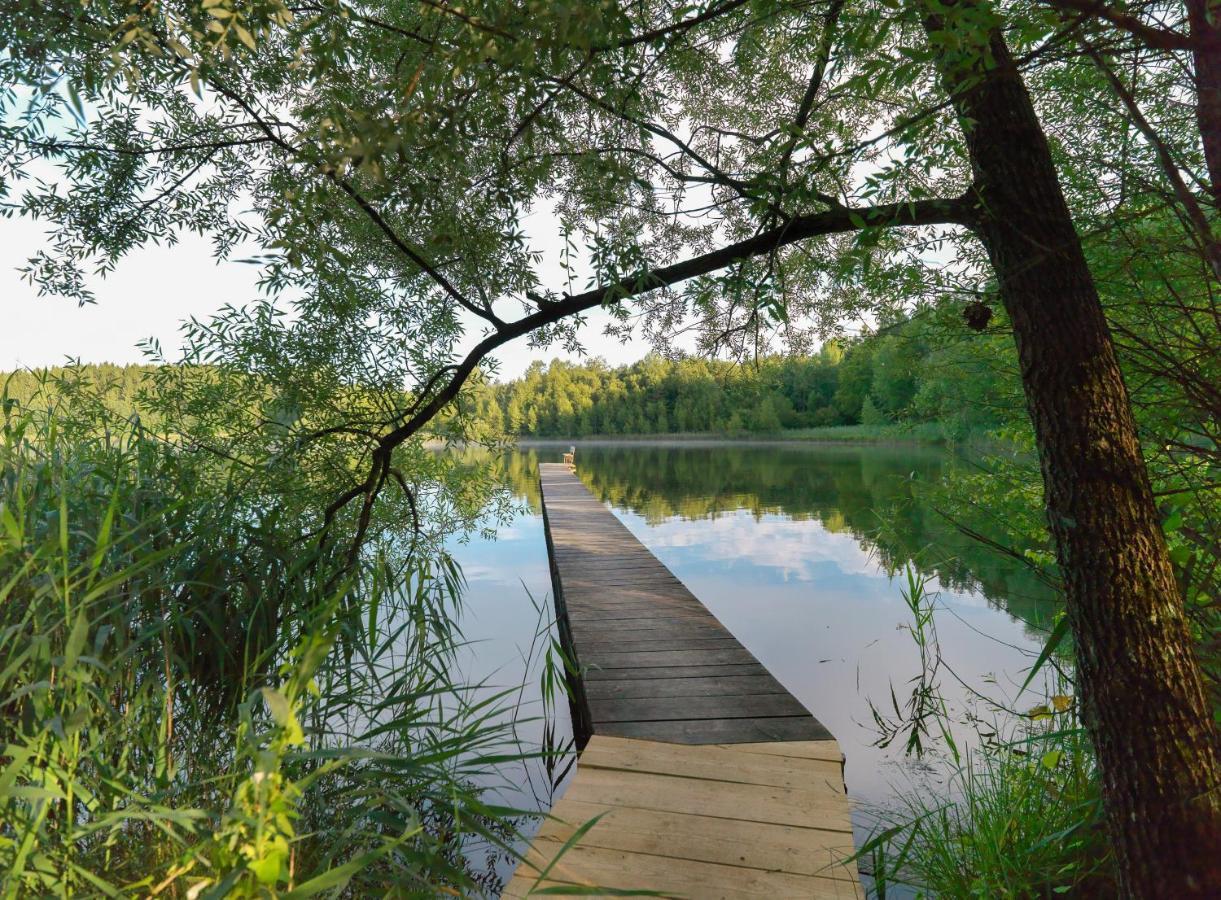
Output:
[
  {"xmin": 859, "ymin": 568, "xmax": 1116, "ymax": 898},
  {"xmin": 810, "ymin": 405, "xmax": 842, "ymax": 427}
]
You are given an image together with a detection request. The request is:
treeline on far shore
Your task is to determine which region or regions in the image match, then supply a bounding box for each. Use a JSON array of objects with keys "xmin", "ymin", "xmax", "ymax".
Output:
[
  {"xmin": 477, "ymin": 313, "xmax": 1026, "ymax": 442},
  {"xmin": 3, "ymin": 363, "xmax": 159, "ymax": 423},
  {"xmin": 3, "ymin": 313, "xmax": 1027, "ymax": 445}
]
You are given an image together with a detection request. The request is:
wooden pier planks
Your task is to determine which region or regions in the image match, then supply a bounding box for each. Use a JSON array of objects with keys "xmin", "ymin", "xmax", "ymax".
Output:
[
  {"xmin": 503, "ymin": 736, "xmax": 861, "ymax": 898},
  {"xmin": 506, "ymin": 465, "xmax": 859, "ymax": 897},
  {"xmin": 538, "ymin": 462, "xmax": 833, "ymax": 746}
]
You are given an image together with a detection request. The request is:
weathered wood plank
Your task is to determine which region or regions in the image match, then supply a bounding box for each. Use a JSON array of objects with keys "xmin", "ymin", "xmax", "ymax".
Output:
[
  {"xmin": 560, "ymin": 583, "xmax": 699, "ymax": 598},
  {"xmin": 561, "ymin": 764, "xmax": 854, "ymax": 831},
  {"xmin": 576, "ymin": 736, "xmax": 846, "ymax": 790},
  {"xmin": 588, "ymin": 692, "xmax": 810, "ymax": 723},
  {"xmin": 578, "ymin": 647, "xmax": 760, "ymax": 669},
  {"xmin": 599, "ymin": 716, "xmax": 834, "ymax": 743},
  {"xmin": 564, "ymin": 598, "xmax": 711, "ymax": 615},
  {"xmin": 569, "ymin": 614, "xmax": 731, "ymax": 632},
  {"xmin": 564, "ymin": 595, "xmax": 706, "ymax": 608},
  {"xmin": 724, "ymin": 740, "xmax": 846, "ymax": 763},
  {"xmin": 505, "ymin": 853, "xmax": 861, "ymax": 900},
  {"xmin": 532, "ymin": 799, "xmax": 858, "ymax": 874},
  {"xmin": 508, "ymin": 843, "xmax": 862, "ymax": 899},
  {"xmin": 568, "ymin": 617, "xmax": 734, "ymax": 638},
  {"xmin": 572, "ymin": 631, "xmax": 738, "ymax": 649},
  {"xmin": 555, "ymin": 559, "xmax": 668, "ymax": 570},
  {"xmin": 582, "ymin": 662, "xmax": 772, "ymax": 680},
  {"xmin": 563, "ymin": 592, "xmax": 708, "ymax": 609},
  {"xmin": 564, "ymin": 607, "xmax": 717, "ymax": 623},
  {"xmin": 583, "ymin": 673, "xmax": 788, "ymax": 700},
  {"xmin": 561, "ymin": 574, "xmax": 689, "ymax": 588},
  {"xmin": 578, "ymin": 636, "xmax": 744, "ymax": 653}
]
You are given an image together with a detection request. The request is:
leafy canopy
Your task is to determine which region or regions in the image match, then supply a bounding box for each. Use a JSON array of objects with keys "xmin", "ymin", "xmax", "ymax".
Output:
[{"xmin": 0, "ymin": 0, "xmax": 1210, "ymax": 540}]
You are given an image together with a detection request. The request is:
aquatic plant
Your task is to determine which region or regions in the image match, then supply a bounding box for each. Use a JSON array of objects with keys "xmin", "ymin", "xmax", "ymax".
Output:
[{"xmin": 857, "ymin": 568, "xmax": 1116, "ymax": 898}]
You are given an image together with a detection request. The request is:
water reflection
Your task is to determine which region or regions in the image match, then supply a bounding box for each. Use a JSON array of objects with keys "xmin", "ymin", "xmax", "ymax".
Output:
[
  {"xmin": 449, "ymin": 440, "xmax": 1060, "ymax": 883},
  {"xmin": 496, "ymin": 442, "xmax": 1058, "ymax": 632}
]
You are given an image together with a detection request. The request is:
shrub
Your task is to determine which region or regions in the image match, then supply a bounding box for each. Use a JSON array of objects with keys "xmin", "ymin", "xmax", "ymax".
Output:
[
  {"xmin": 858, "ymin": 568, "xmax": 1116, "ymax": 898},
  {"xmin": 860, "ymin": 395, "xmax": 889, "ymax": 426}
]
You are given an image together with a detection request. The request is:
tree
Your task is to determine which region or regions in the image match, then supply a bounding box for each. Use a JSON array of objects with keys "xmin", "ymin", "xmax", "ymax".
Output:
[
  {"xmin": 859, "ymin": 394, "xmax": 887, "ymax": 426},
  {"xmin": 834, "ymin": 341, "xmax": 876, "ymax": 423},
  {"xmin": 4, "ymin": 0, "xmax": 1217, "ymax": 890},
  {"xmin": 869, "ymin": 333, "xmax": 922, "ymax": 418},
  {"xmin": 919, "ymin": 3, "xmax": 1218, "ymax": 889}
]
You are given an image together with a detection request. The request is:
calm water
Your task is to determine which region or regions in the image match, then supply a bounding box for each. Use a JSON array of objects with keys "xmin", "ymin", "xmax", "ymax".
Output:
[{"xmin": 446, "ymin": 441, "xmax": 1058, "ymax": 883}]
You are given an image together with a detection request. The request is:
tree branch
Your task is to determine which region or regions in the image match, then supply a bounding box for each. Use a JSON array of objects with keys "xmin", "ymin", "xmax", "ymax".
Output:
[
  {"xmin": 1034, "ymin": 0, "xmax": 1190, "ymax": 50},
  {"xmin": 376, "ymin": 192, "xmax": 974, "ymax": 454},
  {"xmin": 204, "ymin": 77, "xmax": 503, "ymax": 327},
  {"xmin": 600, "ymin": 0, "xmax": 754, "ymax": 51},
  {"xmin": 1083, "ymin": 41, "xmax": 1221, "ymax": 279}
]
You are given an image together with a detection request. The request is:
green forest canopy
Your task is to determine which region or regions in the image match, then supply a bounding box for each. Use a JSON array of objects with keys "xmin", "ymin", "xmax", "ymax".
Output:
[
  {"xmin": 3, "ymin": 305, "xmax": 1025, "ymax": 439},
  {"xmin": 485, "ymin": 318, "xmax": 1023, "ymax": 438}
]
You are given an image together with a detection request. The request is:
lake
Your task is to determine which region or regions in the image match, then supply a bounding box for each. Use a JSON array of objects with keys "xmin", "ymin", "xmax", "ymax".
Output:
[{"xmin": 445, "ymin": 440, "xmax": 1059, "ymax": 886}]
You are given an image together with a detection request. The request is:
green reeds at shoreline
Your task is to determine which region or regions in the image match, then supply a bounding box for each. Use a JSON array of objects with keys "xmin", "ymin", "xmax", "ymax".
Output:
[{"xmin": 0, "ymin": 399, "xmax": 535, "ymax": 897}]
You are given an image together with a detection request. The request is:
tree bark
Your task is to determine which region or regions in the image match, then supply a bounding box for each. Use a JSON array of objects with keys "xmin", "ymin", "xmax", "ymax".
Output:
[
  {"xmin": 923, "ymin": 6, "xmax": 1221, "ymax": 895},
  {"xmin": 1189, "ymin": 0, "xmax": 1221, "ymax": 208}
]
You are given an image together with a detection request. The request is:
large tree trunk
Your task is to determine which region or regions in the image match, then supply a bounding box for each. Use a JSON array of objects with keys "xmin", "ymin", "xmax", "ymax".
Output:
[
  {"xmin": 922, "ymin": 6, "xmax": 1221, "ymax": 894},
  {"xmin": 1189, "ymin": 0, "xmax": 1221, "ymax": 208}
]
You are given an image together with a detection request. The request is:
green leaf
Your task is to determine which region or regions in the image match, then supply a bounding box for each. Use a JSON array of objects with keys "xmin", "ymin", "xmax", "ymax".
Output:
[
  {"xmin": 250, "ymin": 849, "xmax": 286, "ymax": 885},
  {"xmin": 261, "ymin": 687, "xmax": 292, "ymax": 726},
  {"xmin": 64, "ymin": 609, "xmax": 89, "ymax": 670},
  {"xmin": 233, "ymin": 24, "xmax": 257, "ymax": 51},
  {"xmin": 66, "ymin": 82, "xmax": 86, "ymax": 123},
  {"xmin": 528, "ymin": 813, "xmax": 608, "ymax": 890},
  {"xmin": 1027, "ymin": 704, "xmax": 1052, "ymax": 721},
  {"xmin": 1020, "ymin": 613, "xmax": 1070, "ymax": 694},
  {"xmin": 284, "ymin": 835, "xmax": 415, "ymax": 897},
  {"xmin": 88, "ymin": 487, "xmax": 120, "ymax": 576}
]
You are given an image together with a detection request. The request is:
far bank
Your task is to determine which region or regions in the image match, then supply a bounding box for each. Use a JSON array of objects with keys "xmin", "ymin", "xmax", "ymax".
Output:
[{"xmin": 510, "ymin": 422, "xmax": 1005, "ymax": 450}]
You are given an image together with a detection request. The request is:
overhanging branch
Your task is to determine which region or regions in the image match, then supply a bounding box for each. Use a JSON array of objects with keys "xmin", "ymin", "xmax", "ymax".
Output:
[{"xmin": 377, "ymin": 191, "xmax": 975, "ymax": 453}]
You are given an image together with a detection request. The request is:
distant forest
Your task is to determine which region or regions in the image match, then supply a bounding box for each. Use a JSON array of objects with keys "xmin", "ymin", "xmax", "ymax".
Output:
[
  {"xmin": 3, "ymin": 363, "xmax": 154, "ymax": 421},
  {"xmin": 482, "ymin": 314, "xmax": 1026, "ymax": 440},
  {"xmin": 3, "ymin": 315, "xmax": 1028, "ymax": 443}
]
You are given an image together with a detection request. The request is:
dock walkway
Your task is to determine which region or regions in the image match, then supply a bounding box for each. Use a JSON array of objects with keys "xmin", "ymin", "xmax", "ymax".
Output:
[{"xmin": 505, "ymin": 464, "xmax": 860, "ymax": 898}]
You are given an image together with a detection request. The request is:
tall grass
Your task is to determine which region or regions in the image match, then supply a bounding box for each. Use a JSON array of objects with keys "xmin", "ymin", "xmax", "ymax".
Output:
[
  {"xmin": 858, "ymin": 568, "xmax": 1117, "ymax": 898},
  {"xmin": 0, "ymin": 394, "xmax": 535, "ymax": 896},
  {"xmin": 866, "ymin": 726, "xmax": 1115, "ymax": 897}
]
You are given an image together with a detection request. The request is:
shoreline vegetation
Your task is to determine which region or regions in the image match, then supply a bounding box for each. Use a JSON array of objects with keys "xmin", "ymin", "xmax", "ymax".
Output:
[
  {"xmin": 0, "ymin": 366, "xmax": 1001, "ymax": 452},
  {"xmin": 514, "ymin": 423, "xmax": 965, "ymax": 447},
  {"xmin": 465, "ymin": 316, "xmax": 1036, "ymax": 454}
]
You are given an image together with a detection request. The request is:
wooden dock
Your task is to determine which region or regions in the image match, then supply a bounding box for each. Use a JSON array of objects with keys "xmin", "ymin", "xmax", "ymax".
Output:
[{"xmin": 505, "ymin": 464, "xmax": 860, "ymax": 898}]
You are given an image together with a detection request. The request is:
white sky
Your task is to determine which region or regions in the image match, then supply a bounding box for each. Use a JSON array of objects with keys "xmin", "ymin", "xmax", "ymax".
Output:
[{"xmin": 0, "ymin": 211, "xmax": 646, "ymax": 381}]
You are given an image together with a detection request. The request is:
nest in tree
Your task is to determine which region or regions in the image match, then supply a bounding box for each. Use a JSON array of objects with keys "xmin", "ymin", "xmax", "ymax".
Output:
[{"xmin": 964, "ymin": 301, "xmax": 993, "ymax": 331}]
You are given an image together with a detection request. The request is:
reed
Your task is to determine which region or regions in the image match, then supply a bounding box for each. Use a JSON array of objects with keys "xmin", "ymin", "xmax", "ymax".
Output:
[{"xmin": 0, "ymin": 394, "xmax": 533, "ymax": 896}]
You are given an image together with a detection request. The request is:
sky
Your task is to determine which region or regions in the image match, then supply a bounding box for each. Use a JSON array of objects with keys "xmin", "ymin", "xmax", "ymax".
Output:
[{"xmin": 0, "ymin": 210, "xmax": 647, "ymax": 381}]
